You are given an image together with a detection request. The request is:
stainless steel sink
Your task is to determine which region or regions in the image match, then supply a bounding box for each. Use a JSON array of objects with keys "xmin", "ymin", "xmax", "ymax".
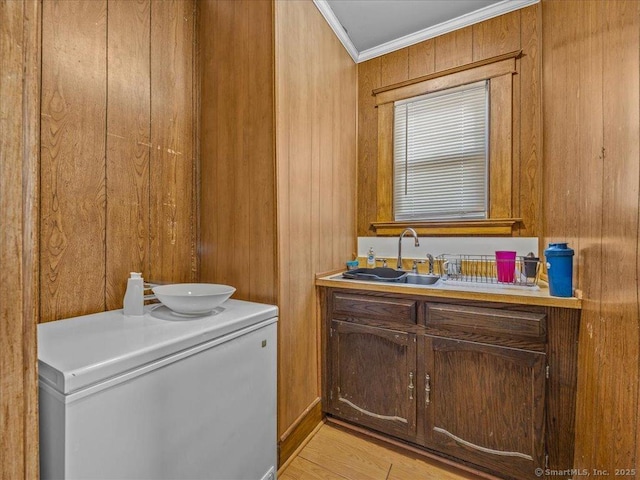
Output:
[
  {"xmin": 338, "ymin": 268, "xmax": 441, "ymax": 287},
  {"xmin": 400, "ymin": 274, "xmax": 441, "ymax": 285}
]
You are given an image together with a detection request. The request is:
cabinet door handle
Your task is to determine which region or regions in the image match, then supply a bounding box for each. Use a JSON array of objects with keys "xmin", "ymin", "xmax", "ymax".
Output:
[
  {"xmin": 408, "ymin": 372, "xmax": 415, "ymax": 400},
  {"xmin": 425, "ymin": 374, "xmax": 431, "ymax": 405}
]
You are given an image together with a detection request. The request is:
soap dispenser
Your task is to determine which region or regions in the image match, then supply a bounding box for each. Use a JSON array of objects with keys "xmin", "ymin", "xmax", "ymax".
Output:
[
  {"xmin": 123, "ymin": 272, "xmax": 144, "ymax": 317},
  {"xmin": 367, "ymin": 247, "xmax": 375, "ymax": 268}
]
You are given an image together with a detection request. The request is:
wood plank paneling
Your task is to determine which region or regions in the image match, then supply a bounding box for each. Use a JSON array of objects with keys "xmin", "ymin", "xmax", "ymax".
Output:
[
  {"xmin": 408, "ymin": 39, "xmax": 435, "ymax": 79},
  {"xmin": 380, "ymin": 48, "xmax": 408, "ymax": 86},
  {"xmin": 0, "ymin": 0, "xmax": 40, "ymax": 476},
  {"xmin": 40, "ymin": 0, "xmax": 108, "ymax": 322},
  {"xmin": 199, "ymin": 0, "xmax": 356, "ymax": 463},
  {"xmin": 277, "ymin": 0, "xmax": 308, "ymax": 429},
  {"xmin": 149, "ymin": 0, "xmax": 196, "ymax": 284},
  {"xmin": 337, "ymin": 38, "xmax": 357, "ymax": 264},
  {"xmin": 518, "ymin": 4, "xmax": 541, "ymax": 238},
  {"xmin": 541, "ymin": 0, "xmax": 582, "ymax": 248},
  {"xmin": 200, "ymin": 0, "xmax": 235, "ymax": 288},
  {"xmin": 542, "ymin": 0, "xmax": 601, "ymax": 470},
  {"xmin": 247, "ymin": 0, "xmax": 278, "ymax": 304},
  {"xmin": 21, "ymin": 2, "xmax": 41, "ymax": 476},
  {"xmin": 198, "ymin": 0, "xmax": 276, "ymax": 304},
  {"xmin": 106, "ymin": 0, "xmax": 151, "ymax": 309},
  {"xmin": 472, "ymin": 10, "xmax": 520, "ymax": 62},
  {"xmin": 562, "ymin": 1, "xmax": 604, "ymax": 472},
  {"xmin": 598, "ymin": 0, "xmax": 639, "ymax": 470},
  {"xmin": 542, "ymin": 0, "xmax": 640, "ymax": 473},
  {"xmin": 434, "ymin": 26, "xmax": 472, "ymax": 72},
  {"xmin": 278, "ymin": 0, "xmax": 315, "ymax": 443},
  {"xmin": 275, "ymin": 0, "xmax": 357, "ymax": 454},
  {"xmin": 40, "ymin": 0, "xmax": 196, "ymax": 321},
  {"xmin": 543, "ymin": 2, "xmax": 604, "ymax": 466}
]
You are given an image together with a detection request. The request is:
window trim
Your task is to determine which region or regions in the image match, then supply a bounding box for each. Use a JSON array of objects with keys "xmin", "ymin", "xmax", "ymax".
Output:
[
  {"xmin": 373, "ymin": 50, "xmax": 520, "ymax": 102},
  {"xmin": 373, "ymin": 50, "xmax": 521, "ymax": 234}
]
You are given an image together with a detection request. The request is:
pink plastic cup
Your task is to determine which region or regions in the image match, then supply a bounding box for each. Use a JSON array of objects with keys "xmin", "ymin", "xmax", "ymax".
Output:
[{"xmin": 495, "ymin": 251, "xmax": 517, "ymax": 283}]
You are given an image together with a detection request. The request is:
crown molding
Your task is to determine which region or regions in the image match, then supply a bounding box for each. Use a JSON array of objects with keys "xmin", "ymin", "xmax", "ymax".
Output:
[
  {"xmin": 358, "ymin": 0, "xmax": 539, "ymax": 62},
  {"xmin": 315, "ymin": 0, "xmax": 539, "ymax": 64},
  {"xmin": 313, "ymin": 0, "xmax": 359, "ymax": 63}
]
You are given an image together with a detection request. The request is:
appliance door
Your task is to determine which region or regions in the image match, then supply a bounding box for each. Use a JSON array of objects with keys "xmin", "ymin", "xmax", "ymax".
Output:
[{"xmin": 42, "ymin": 318, "xmax": 277, "ymax": 480}]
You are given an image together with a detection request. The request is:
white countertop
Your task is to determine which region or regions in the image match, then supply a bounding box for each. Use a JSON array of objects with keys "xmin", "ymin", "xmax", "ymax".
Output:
[{"xmin": 316, "ymin": 272, "xmax": 581, "ymax": 309}]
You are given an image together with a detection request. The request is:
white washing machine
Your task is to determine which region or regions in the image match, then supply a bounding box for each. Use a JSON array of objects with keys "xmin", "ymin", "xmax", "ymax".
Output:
[{"xmin": 38, "ymin": 299, "xmax": 278, "ymax": 480}]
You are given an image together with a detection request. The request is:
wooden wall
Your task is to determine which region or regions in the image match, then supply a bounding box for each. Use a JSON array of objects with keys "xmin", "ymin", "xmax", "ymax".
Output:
[
  {"xmin": 274, "ymin": 0, "xmax": 357, "ymax": 450},
  {"xmin": 198, "ymin": 0, "xmax": 357, "ymax": 463},
  {"xmin": 0, "ymin": 0, "xmax": 40, "ymax": 477},
  {"xmin": 8, "ymin": 0, "xmax": 639, "ymax": 476},
  {"xmin": 357, "ymin": 6, "xmax": 541, "ymax": 238},
  {"xmin": 198, "ymin": 0, "xmax": 277, "ymax": 305},
  {"xmin": 39, "ymin": 0, "xmax": 197, "ymax": 323},
  {"xmin": 542, "ymin": 0, "xmax": 640, "ymax": 474}
]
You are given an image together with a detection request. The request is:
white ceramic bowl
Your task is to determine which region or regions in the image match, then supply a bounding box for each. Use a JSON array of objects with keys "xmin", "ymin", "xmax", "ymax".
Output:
[{"xmin": 152, "ymin": 283, "xmax": 236, "ymax": 315}]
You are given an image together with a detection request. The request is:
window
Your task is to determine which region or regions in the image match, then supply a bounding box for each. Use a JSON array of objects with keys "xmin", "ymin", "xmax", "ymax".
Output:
[
  {"xmin": 371, "ymin": 52, "xmax": 518, "ymax": 236},
  {"xmin": 393, "ymin": 81, "xmax": 488, "ymax": 221}
]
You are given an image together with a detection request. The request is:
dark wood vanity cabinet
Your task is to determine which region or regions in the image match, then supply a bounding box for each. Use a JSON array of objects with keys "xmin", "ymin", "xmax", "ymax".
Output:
[
  {"xmin": 327, "ymin": 320, "xmax": 417, "ymax": 440},
  {"xmin": 322, "ymin": 288, "xmax": 579, "ymax": 480},
  {"xmin": 420, "ymin": 303, "xmax": 548, "ymax": 478},
  {"xmin": 422, "ymin": 336, "xmax": 546, "ymax": 479},
  {"xmin": 325, "ymin": 293, "xmax": 419, "ymax": 440}
]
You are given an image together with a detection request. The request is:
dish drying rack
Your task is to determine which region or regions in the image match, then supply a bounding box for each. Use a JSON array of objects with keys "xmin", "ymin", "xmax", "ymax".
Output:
[{"xmin": 435, "ymin": 253, "xmax": 541, "ymax": 287}]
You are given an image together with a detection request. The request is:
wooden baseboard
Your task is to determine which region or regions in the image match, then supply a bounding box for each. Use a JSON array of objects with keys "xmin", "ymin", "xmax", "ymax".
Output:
[
  {"xmin": 277, "ymin": 419, "xmax": 325, "ymax": 476},
  {"xmin": 278, "ymin": 397, "xmax": 324, "ymax": 467}
]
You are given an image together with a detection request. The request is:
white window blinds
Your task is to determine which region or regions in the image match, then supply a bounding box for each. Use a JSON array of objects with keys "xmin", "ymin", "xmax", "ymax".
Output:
[{"xmin": 393, "ymin": 80, "xmax": 488, "ymax": 221}]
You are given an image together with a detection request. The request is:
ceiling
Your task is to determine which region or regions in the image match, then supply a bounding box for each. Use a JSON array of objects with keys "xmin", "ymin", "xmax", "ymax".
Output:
[{"xmin": 315, "ymin": 0, "xmax": 538, "ymax": 62}]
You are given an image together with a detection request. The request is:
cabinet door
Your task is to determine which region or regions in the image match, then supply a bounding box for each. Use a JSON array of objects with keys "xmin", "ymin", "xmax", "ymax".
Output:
[
  {"xmin": 328, "ymin": 320, "xmax": 417, "ymax": 440},
  {"xmin": 422, "ymin": 336, "xmax": 545, "ymax": 479}
]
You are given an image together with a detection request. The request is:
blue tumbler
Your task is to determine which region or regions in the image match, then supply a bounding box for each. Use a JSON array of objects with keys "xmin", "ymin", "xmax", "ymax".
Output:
[{"xmin": 544, "ymin": 243, "xmax": 575, "ymax": 297}]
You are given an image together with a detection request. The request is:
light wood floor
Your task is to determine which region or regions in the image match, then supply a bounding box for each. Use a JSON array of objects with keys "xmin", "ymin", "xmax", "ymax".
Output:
[{"xmin": 279, "ymin": 423, "xmax": 484, "ymax": 480}]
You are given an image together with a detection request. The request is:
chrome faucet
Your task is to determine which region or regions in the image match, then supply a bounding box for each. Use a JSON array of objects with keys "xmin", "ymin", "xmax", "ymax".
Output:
[{"xmin": 397, "ymin": 228, "xmax": 420, "ymax": 269}]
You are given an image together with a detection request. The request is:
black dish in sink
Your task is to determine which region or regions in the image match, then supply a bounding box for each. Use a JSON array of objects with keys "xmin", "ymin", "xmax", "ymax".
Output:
[{"xmin": 342, "ymin": 267, "xmax": 408, "ymax": 282}]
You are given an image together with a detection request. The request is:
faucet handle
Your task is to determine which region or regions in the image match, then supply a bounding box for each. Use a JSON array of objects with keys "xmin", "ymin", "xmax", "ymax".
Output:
[
  {"xmin": 425, "ymin": 254, "xmax": 434, "ymax": 274},
  {"xmin": 375, "ymin": 258, "xmax": 388, "ymax": 268},
  {"xmin": 412, "ymin": 259, "xmax": 427, "ymax": 273}
]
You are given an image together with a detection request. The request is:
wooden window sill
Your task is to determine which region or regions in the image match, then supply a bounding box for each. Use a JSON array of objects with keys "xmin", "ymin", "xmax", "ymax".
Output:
[{"xmin": 370, "ymin": 219, "xmax": 521, "ymax": 236}]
